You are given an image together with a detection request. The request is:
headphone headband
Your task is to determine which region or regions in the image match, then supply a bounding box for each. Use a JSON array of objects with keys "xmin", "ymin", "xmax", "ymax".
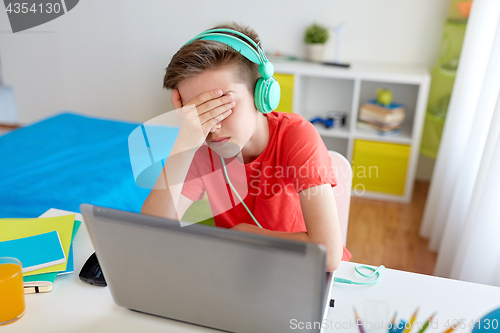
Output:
[{"xmin": 184, "ymin": 28, "xmax": 268, "ymax": 65}]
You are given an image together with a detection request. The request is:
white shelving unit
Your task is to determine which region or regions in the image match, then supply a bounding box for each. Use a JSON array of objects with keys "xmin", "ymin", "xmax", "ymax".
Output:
[{"xmin": 272, "ymin": 59, "xmax": 431, "ymax": 203}]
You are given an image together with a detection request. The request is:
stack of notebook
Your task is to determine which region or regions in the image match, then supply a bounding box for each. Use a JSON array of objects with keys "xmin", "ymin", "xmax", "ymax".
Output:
[
  {"xmin": 0, "ymin": 209, "xmax": 81, "ymax": 294},
  {"xmin": 357, "ymin": 99, "xmax": 406, "ymax": 136}
]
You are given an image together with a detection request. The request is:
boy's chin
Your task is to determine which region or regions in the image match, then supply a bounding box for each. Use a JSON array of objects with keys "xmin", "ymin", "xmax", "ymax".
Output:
[{"xmin": 209, "ymin": 142, "xmax": 241, "ymax": 159}]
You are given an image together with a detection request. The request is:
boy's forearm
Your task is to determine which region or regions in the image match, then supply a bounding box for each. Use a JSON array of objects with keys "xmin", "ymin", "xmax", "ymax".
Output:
[
  {"xmin": 141, "ymin": 140, "xmax": 197, "ymax": 219},
  {"xmin": 231, "ymin": 224, "xmax": 342, "ymax": 271},
  {"xmin": 233, "ymin": 223, "xmax": 309, "ymax": 242}
]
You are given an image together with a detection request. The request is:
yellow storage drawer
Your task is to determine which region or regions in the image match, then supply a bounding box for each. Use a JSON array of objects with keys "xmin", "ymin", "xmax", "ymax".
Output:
[
  {"xmin": 274, "ymin": 73, "xmax": 294, "ymax": 113},
  {"xmin": 352, "ymin": 140, "xmax": 411, "ymax": 196}
]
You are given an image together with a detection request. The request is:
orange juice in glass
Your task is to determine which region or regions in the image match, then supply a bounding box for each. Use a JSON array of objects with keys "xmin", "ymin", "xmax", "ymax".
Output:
[{"xmin": 0, "ymin": 257, "xmax": 25, "ymax": 325}]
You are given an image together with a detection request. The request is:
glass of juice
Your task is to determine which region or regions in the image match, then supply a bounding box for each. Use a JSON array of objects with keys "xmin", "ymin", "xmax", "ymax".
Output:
[{"xmin": 0, "ymin": 257, "xmax": 25, "ymax": 325}]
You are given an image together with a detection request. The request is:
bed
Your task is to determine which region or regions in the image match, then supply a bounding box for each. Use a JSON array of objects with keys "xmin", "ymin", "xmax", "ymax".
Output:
[{"xmin": 0, "ymin": 112, "xmax": 153, "ymax": 218}]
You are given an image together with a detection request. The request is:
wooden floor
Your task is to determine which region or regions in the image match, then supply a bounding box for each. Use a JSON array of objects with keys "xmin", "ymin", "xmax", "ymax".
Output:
[{"xmin": 345, "ymin": 181, "xmax": 437, "ymax": 276}]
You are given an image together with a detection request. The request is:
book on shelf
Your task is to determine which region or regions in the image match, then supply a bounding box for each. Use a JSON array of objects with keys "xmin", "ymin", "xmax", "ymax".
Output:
[
  {"xmin": 358, "ymin": 116, "xmax": 403, "ymax": 130},
  {"xmin": 365, "ymin": 99, "xmax": 406, "ymax": 111},
  {"xmin": 359, "ymin": 100, "xmax": 406, "ymax": 124},
  {"xmin": 356, "ymin": 121, "xmax": 402, "ymax": 136}
]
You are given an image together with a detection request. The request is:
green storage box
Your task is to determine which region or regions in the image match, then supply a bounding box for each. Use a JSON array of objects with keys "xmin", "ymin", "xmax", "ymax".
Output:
[
  {"xmin": 439, "ymin": 21, "xmax": 467, "ymax": 70},
  {"xmin": 420, "ymin": 112, "xmax": 446, "ymax": 159},
  {"xmin": 427, "ymin": 67, "xmax": 456, "ymax": 119},
  {"xmin": 421, "ymin": 2, "xmax": 470, "ymax": 160}
]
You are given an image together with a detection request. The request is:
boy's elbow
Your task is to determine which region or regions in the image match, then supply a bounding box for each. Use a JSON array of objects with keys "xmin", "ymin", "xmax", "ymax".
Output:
[
  {"xmin": 141, "ymin": 197, "xmax": 167, "ymax": 219},
  {"xmin": 140, "ymin": 199, "xmax": 150, "ymax": 215},
  {"xmin": 326, "ymin": 257, "xmax": 341, "ymax": 272},
  {"xmin": 326, "ymin": 242, "xmax": 343, "ymax": 272},
  {"xmin": 141, "ymin": 197, "xmax": 157, "ymax": 216}
]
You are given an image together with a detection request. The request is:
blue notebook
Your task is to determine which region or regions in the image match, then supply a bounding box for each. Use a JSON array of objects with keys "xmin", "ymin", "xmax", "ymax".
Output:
[
  {"xmin": 366, "ymin": 99, "xmax": 405, "ymax": 109},
  {"xmin": 0, "ymin": 231, "xmax": 66, "ymax": 273},
  {"xmin": 58, "ymin": 219, "xmax": 81, "ymax": 275}
]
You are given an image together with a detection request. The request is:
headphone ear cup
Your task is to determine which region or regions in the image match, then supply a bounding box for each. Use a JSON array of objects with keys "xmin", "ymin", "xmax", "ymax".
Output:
[
  {"xmin": 254, "ymin": 78, "xmax": 281, "ymax": 114},
  {"xmin": 267, "ymin": 78, "xmax": 281, "ymax": 111},
  {"xmin": 254, "ymin": 78, "xmax": 267, "ymax": 114}
]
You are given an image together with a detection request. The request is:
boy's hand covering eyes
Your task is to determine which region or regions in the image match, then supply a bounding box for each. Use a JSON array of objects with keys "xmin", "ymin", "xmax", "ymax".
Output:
[{"xmin": 171, "ymin": 89, "xmax": 235, "ymax": 148}]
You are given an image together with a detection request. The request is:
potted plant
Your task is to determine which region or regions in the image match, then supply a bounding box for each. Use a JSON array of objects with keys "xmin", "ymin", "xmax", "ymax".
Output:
[{"xmin": 304, "ymin": 23, "xmax": 329, "ymax": 62}]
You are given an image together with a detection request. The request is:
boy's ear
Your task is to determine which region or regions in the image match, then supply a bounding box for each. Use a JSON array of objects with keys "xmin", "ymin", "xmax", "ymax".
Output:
[{"xmin": 172, "ymin": 88, "xmax": 184, "ymax": 107}]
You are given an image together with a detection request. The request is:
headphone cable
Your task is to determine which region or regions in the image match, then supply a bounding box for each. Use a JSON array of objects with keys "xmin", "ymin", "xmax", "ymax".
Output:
[{"xmin": 220, "ymin": 156, "xmax": 263, "ymax": 228}]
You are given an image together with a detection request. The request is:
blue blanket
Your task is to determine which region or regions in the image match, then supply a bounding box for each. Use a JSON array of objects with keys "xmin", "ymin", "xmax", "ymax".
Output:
[{"xmin": 0, "ymin": 113, "xmax": 153, "ymax": 218}]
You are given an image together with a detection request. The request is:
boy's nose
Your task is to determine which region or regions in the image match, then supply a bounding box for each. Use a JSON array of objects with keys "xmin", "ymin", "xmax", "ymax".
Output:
[{"xmin": 210, "ymin": 123, "xmax": 222, "ymax": 133}]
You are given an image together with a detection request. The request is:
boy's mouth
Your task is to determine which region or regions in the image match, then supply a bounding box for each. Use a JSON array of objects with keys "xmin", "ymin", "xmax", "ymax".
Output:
[
  {"xmin": 211, "ymin": 136, "xmax": 230, "ymax": 142},
  {"xmin": 209, "ymin": 137, "xmax": 230, "ymax": 147}
]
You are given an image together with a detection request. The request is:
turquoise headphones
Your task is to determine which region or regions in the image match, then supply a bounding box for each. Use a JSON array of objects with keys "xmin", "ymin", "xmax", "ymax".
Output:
[{"xmin": 184, "ymin": 28, "xmax": 281, "ymax": 114}]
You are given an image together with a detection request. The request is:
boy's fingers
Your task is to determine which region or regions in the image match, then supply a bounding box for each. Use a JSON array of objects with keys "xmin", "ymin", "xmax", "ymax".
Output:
[
  {"xmin": 198, "ymin": 94, "xmax": 234, "ymax": 116},
  {"xmin": 171, "ymin": 89, "xmax": 183, "ymax": 109},
  {"xmin": 200, "ymin": 100, "xmax": 235, "ymax": 125},
  {"xmin": 187, "ymin": 89, "xmax": 223, "ymax": 109}
]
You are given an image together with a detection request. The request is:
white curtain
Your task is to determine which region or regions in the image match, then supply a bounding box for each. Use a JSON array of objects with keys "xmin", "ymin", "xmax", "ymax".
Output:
[{"xmin": 420, "ymin": 0, "xmax": 500, "ymax": 287}]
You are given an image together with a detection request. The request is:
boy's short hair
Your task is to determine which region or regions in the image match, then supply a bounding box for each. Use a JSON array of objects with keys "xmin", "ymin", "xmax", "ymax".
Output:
[{"xmin": 163, "ymin": 22, "xmax": 261, "ymax": 95}]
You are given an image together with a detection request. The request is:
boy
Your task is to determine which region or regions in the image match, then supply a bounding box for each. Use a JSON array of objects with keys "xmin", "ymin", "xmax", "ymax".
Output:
[{"xmin": 141, "ymin": 22, "xmax": 350, "ymax": 271}]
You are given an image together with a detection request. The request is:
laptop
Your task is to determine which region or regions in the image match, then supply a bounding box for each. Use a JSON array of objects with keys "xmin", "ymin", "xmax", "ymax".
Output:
[{"xmin": 80, "ymin": 204, "xmax": 334, "ymax": 333}]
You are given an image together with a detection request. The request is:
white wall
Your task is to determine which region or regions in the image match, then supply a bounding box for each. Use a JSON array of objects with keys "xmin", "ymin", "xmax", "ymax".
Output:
[{"xmin": 0, "ymin": 0, "xmax": 450, "ymax": 125}]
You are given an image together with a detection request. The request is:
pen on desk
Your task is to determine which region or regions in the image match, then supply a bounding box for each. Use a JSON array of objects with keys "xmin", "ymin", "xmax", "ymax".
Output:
[
  {"xmin": 389, "ymin": 311, "xmax": 398, "ymax": 333},
  {"xmin": 403, "ymin": 307, "xmax": 419, "ymax": 333},
  {"xmin": 417, "ymin": 312, "xmax": 437, "ymax": 333},
  {"xmin": 353, "ymin": 307, "xmax": 366, "ymax": 333}
]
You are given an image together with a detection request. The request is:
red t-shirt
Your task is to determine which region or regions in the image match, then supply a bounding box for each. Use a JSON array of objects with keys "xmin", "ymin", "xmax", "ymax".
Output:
[{"xmin": 181, "ymin": 111, "xmax": 351, "ymax": 260}]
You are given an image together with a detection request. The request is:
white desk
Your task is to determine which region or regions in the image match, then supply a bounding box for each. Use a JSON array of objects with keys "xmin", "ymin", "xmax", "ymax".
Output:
[
  {"xmin": 329, "ymin": 264, "xmax": 500, "ymax": 332},
  {"xmin": 5, "ymin": 219, "xmax": 500, "ymax": 333}
]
